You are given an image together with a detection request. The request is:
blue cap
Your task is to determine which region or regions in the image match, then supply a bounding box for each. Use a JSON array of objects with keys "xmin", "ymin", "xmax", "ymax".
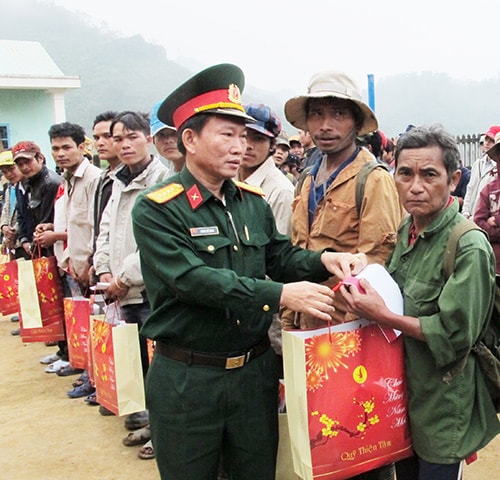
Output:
[{"xmin": 150, "ymin": 101, "xmax": 176, "ymax": 137}]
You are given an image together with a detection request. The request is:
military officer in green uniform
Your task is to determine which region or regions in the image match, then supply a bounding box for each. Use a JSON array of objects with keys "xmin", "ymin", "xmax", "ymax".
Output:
[{"xmin": 132, "ymin": 63, "xmax": 367, "ymax": 480}]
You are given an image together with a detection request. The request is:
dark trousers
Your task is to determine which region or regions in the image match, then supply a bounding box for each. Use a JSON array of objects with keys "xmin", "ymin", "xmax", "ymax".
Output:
[
  {"xmin": 396, "ymin": 456, "xmax": 462, "ymax": 480},
  {"xmin": 350, "ymin": 464, "xmax": 395, "ymax": 480},
  {"xmin": 148, "ymin": 347, "xmax": 280, "ymax": 480}
]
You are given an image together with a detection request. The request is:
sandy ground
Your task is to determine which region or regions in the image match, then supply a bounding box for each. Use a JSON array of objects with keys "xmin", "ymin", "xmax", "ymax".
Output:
[
  {"xmin": 0, "ymin": 314, "xmax": 160, "ymax": 480},
  {"xmin": 1, "ymin": 313, "xmax": 498, "ymax": 480}
]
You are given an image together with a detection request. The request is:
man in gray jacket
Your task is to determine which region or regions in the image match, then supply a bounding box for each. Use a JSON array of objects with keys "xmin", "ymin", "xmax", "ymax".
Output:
[{"xmin": 94, "ymin": 111, "xmax": 169, "ymax": 456}]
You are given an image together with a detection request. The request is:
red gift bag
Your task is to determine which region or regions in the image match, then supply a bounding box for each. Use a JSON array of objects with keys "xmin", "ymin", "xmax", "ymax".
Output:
[
  {"xmin": 87, "ymin": 314, "xmax": 105, "ymax": 388},
  {"xmin": 64, "ymin": 297, "xmax": 91, "ymax": 370},
  {"xmin": 91, "ymin": 317, "xmax": 145, "ymax": 416},
  {"xmin": 283, "ymin": 320, "xmax": 412, "ymax": 480},
  {"xmin": 18, "ymin": 256, "xmax": 65, "ymax": 343},
  {"xmin": 0, "ymin": 258, "xmax": 19, "ymax": 316}
]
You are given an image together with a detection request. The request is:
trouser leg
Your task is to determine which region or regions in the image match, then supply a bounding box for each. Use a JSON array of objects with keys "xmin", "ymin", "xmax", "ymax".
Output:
[{"xmin": 147, "ymin": 347, "xmax": 279, "ymax": 480}]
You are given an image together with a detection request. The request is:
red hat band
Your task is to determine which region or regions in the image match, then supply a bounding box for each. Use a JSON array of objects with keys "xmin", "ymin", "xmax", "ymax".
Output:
[{"xmin": 172, "ymin": 85, "xmax": 244, "ymax": 129}]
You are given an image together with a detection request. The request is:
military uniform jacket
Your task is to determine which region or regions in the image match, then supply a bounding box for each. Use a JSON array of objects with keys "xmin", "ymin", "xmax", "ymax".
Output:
[{"xmin": 132, "ymin": 167, "xmax": 330, "ymax": 353}]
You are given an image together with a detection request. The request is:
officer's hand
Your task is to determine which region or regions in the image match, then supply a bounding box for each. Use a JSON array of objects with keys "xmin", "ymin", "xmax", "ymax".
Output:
[
  {"xmin": 280, "ymin": 282, "xmax": 335, "ymax": 323},
  {"xmin": 321, "ymin": 252, "xmax": 367, "ymax": 279}
]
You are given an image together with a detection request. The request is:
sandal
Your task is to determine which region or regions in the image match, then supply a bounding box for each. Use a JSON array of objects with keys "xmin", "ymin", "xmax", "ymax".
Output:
[
  {"xmin": 138, "ymin": 440, "xmax": 155, "ymax": 460},
  {"xmin": 84, "ymin": 393, "xmax": 99, "ymax": 406},
  {"xmin": 57, "ymin": 366, "xmax": 84, "ymax": 377},
  {"xmin": 122, "ymin": 425, "xmax": 151, "ymax": 446},
  {"xmin": 72, "ymin": 371, "xmax": 89, "ymax": 388},
  {"xmin": 45, "ymin": 359, "xmax": 70, "ymax": 373},
  {"xmin": 67, "ymin": 381, "xmax": 95, "ymax": 398}
]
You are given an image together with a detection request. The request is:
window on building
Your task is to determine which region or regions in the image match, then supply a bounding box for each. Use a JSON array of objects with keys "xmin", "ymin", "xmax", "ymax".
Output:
[{"xmin": 0, "ymin": 125, "xmax": 9, "ymax": 150}]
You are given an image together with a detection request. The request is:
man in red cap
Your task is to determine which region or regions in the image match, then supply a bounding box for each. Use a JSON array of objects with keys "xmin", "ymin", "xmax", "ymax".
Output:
[
  {"xmin": 131, "ymin": 63, "xmax": 367, "ymax": 480},
  {"xmin": 12, "ymin": 140, "xmax": 61, "ymax": 258},
  {"xmin": 462, "ymin": 125, "xmax": 500, "ymax": 218}
]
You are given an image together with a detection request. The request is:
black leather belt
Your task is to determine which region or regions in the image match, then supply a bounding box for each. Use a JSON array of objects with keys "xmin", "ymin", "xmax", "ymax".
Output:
[{"xmin": 155, "ymin": 336, "xmax": 270, "ymax": 369}]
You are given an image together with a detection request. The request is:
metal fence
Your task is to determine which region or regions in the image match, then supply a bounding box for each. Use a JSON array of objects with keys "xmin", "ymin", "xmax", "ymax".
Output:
[{"xmin": 456, "ymin": 134, "xmax": 483, "ymax": 168}]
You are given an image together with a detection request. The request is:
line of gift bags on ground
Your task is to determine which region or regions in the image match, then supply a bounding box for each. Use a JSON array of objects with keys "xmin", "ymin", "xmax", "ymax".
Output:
[
  {"xmin": 0, "ymin": 254, "xmax": 145, "ymax": 417},
  {"xmin": 5, "ymin": 255, "xmax": 413, "ymax": 479}
]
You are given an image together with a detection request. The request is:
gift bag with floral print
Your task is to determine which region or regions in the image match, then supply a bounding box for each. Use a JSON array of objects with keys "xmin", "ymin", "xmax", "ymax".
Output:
[
  {"xmin": 282, "ymin": 320, "xmax": 412, "ymax": 480},
  {"xmin": 18, "ymin": 256, "xmax": 65, "ymax": 343},
  {"xmin": 64, "ymin": 297, "xmax": 91, "ymax": 369},
  {"xmin": 0, "ymin": 257, "xmax": 20, "ymax": 316},
  {"xmin": 91, "ymin": 317, "xmax": 145, "ymax": 416}
]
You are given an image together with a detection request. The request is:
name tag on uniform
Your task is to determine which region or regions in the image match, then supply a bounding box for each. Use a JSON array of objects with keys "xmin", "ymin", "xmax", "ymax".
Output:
[{"xmin": 190, "ymin": 226, "xmax": 220, "ymax": 237}]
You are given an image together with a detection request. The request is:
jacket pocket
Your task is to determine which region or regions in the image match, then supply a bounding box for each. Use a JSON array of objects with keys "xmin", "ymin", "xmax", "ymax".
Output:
[
  {"xmin": 403, "ymin": 277, "xmax": 441, "ymax": 318},
  {"xmin": 191, "ymin": 235, "xmax": 232, "ymax": 268},
  {"xmin": 317, "ymin": 199, "xmax": 357, "ymax": 241}
]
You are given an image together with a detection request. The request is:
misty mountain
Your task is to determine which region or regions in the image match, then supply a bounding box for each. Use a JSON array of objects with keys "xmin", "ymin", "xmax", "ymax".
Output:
[{"xmin": 2, "ymin": 0, "xmax": 500, "ymax": 137}]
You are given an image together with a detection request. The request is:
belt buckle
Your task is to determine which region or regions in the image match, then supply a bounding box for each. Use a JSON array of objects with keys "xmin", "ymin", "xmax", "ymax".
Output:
[{"xmin": 225, "ymin": 354, "xmax": 246, "ymax": 369}]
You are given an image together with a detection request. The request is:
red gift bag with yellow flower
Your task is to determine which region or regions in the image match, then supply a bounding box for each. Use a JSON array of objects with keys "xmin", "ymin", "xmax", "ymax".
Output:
[
  {"xmin": 282, "ymin": 320, "xmax": 412, "ymax": 480},
  {"xmin": 18, "ymin": 256, "xmax": 65, "ymax": 342},
  {"xmin": 64, "ymin": 297, "xmax": 91, "ymax": 369},
  {"xmin": 91, "ymin": 316, "xmax": 145, "ymax": 416},
  {"xmin": 0, "ymin": 258, "xmax": 19, "ymax": 316}
]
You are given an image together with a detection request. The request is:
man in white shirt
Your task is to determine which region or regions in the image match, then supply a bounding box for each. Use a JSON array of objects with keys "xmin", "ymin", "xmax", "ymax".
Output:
[
  {"xmin": 462, "ymin": 125, "xmax": 500, "ymax": 218},
  {"xmin": 239, "ymin": 103, "xmax": 294, "ymax": 236},
  {"xmin": 238, "ymin": 103, "xmax": 295, "ymax": 370}
]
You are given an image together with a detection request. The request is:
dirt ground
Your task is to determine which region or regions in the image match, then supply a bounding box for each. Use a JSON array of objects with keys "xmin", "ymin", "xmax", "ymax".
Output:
[
  {"xmin": 0, "ymin": 313, "xmax": 160, "ymax": 480},
  {"xmin": 1, "ymin": 313, "xmax": 499, "ymax": 480}
]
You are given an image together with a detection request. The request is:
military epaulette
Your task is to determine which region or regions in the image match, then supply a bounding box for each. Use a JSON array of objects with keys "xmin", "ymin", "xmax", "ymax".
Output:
[
  {"xmin": 233, "ymin": 180, "xmax": 265, "ymax": 196},
  {"xmin": 146, "ymin": 183, "xmax": 184, "ymax": 204}
]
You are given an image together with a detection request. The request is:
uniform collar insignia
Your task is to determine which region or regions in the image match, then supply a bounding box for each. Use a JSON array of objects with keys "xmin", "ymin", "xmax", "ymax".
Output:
[{"xmin": 186, "ymin": 184, "xmax": 204, "ymax": 210}]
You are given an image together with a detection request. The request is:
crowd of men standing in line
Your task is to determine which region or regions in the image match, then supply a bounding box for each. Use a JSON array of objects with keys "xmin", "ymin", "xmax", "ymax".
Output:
[{"xmin": 1, "ymin": 63, "xmax": 500, "ymax": 480}]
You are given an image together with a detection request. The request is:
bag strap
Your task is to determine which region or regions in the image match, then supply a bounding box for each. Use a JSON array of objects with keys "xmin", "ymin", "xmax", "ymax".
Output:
[
  {"xmin": 355, "ymin": 162, "xmax": 389, "ymax": 217},
  {"xmin": 295, "ymin": 160, "xmax": 389, "ymax": 218},
  {"xmin": 441, "ymin": 218, "xmax": 488, "ymax": 384},
  {"xmin": 295, "ymin": 165, "xmax": 313, "ymax": 197},
  {"xmin": 443, "ymin": 219, "xmax": 482, "ymax": 279}
]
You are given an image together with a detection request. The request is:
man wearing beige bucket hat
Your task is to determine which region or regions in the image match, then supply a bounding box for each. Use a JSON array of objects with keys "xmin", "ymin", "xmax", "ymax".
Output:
[
  {"xmin": 282, "ymin": 70, "xmax": 402, "ymax": 320},
  {"xmin": 282, "ymin": 71, "xmax": 403, "ymax": 478}
]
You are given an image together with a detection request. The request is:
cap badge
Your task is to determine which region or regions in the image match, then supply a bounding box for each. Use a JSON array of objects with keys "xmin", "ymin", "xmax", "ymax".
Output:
[{"xmin": 228, "ymin": 84, "xmax": 241, "ymax": 104}]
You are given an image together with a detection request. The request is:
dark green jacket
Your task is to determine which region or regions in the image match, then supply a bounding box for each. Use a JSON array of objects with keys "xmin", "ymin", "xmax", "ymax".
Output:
[{"xmin": 132, "ymin": 167, "xmax": 330, "ymax": 353}]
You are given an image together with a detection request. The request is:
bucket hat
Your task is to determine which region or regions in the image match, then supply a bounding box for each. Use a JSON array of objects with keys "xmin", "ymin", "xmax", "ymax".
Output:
[{"xmin": 284, "ymin": 71, "xmax": 378, "ymax": 135}]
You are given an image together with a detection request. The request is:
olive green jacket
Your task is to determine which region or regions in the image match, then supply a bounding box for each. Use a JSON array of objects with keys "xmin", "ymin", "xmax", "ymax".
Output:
[{"xmin": 388, "ymin": 199, "xmax": 500, "ymax": 463}]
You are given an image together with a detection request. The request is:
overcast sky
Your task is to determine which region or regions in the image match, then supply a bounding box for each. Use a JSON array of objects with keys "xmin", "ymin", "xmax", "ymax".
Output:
[{"xmin": 47, "ymin": 0, "xmax": 499, "ymax": 96}]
